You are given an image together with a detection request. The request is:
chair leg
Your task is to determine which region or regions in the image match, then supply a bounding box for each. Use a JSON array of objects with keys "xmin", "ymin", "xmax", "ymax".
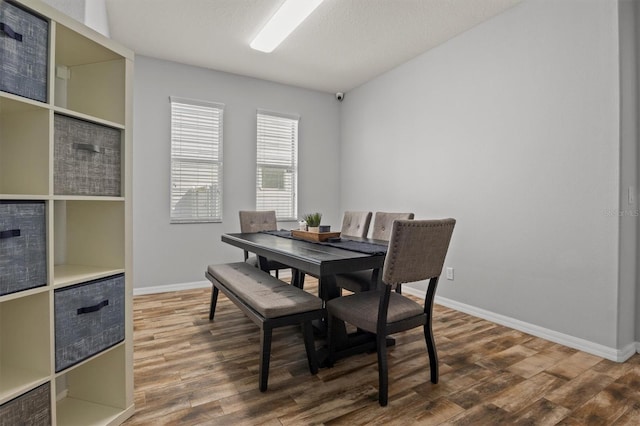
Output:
[
  {"xmin": 376, "ymin": 332, "xmax": 389, "ymax": 406},
  {"xmin": 259, "ymin": 325, "xmax": 273, "ymax": 392},
  {"xmin": 423, "ymin": 277, "xmax": 440, "ymax": 384},
  {"xmin": 209, "ymin": 286, "xmax": 219, "ymax": 321},
  {"xmin": 302, "ymin": 320, "xmax": 318, "ymax": 374},
  {"xmin": 424, "ymin": 322, "xmax": 439, "ymax": 384},
  {"xmin": 275, "ymin": 269, "xmax": 279, "ymax": 279}
]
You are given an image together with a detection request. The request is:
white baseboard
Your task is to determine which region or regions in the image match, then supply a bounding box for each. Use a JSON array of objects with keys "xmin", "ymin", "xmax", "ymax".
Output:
[
  {"xmin": 133, "ymin": 280, "xmax": 210, "ymax": 296},
  {"xmin": 402, "ymin": 286, "xmax": 637, "ymax": 363}
]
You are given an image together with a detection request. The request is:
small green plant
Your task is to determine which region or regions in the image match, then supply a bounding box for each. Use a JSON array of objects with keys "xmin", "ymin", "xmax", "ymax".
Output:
[{"xmin": 302, "ymin": 212, "xmax": 322, "ymax": 227}]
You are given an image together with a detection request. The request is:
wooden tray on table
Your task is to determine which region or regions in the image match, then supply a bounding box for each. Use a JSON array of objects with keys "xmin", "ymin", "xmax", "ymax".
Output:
[{"xmin": 291, "ymin": 230, "xmax": 341, "ymax": 242}]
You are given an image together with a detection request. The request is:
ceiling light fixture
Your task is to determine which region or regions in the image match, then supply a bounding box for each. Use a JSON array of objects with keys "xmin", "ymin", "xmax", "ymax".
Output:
[{"xmin": 250, "ymin": 0, "xmax": 324, "ymax": 53}]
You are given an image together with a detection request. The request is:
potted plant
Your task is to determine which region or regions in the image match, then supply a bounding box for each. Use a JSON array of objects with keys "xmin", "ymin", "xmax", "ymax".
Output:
[{"xmin": 303, "ymin": 212, "xmax": 322, "ymax": 232}]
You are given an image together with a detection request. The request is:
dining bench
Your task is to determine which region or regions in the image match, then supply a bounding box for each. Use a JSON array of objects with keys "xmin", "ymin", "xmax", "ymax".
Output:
[{"xmin": 205, "ymin": 262, "xmax": 324, "ymax": 391}]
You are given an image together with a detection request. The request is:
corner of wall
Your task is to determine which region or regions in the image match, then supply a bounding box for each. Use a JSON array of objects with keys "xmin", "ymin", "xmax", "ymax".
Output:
[
  {"xmin": 84, "ymin": 0, "xmax": 110, "ymax": 37},
  {"xmin": 618, "ymin": 0, "xmax": 640, "ymax": 347}
]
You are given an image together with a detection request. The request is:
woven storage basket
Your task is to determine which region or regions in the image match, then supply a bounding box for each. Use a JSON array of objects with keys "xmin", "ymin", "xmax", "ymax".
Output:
[
  {"xmin": 0, "ymin": 201, "xmax": 47, "ymax": 296},
  {"xmin": 54, "ymin": 274, "xmax": 125, "ymax": 372},
  {"xmin": 0, "ymin": 382, "xmax": 51, "ymax": 426},
  {"xmin": 54, "ymin": 114, "xmax": 122, "ymax": 196},
  {"xmin": 0, "ymin": 1, "xmax": 48, "ymax": 102}
]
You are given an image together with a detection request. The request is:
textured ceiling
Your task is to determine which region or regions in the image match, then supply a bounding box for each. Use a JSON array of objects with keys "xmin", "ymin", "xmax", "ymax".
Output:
[{"xmin": 106, "ymin": 0, "xmax": 521, "ymax": 93}]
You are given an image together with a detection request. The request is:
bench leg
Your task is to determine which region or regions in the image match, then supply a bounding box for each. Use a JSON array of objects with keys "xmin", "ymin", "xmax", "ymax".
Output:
[
  {"xmin": 209, "ymin": 286, "xmax": 219, "ymax": 321},
  {"xmin": 302, "ymin": 320, "xmax": 318, "ymax": 374},
  {"xmin": 259, "ymin": 325, "xmax": 273, "ymax": 392}
]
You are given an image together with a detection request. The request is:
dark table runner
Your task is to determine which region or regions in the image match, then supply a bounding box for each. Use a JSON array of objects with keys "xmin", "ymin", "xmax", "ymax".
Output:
[{"xmin": 262, "ymin": 230, "xmax": 387, "ymax": 255}]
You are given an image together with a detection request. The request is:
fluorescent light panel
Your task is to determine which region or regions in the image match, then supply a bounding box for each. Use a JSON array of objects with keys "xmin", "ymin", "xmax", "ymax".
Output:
[{"xmin": 250, "ymin": 0, "xmax": 324, "ymax": 53}]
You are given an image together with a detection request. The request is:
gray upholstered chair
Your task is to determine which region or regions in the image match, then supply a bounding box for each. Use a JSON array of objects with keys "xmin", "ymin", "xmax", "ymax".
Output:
[
  {"xmin": 370, "ymin": 212, "xmax": 415, "ymax": 240},
  {"xmin": 340, "ymin": 211, "xmax": 372, "ymax": 238},
  {"xmin": 239, "ymin": 210, "xmax": 289, "ymax": 278},
  {"xmin": 336, "ymin": 212, "xmax": 414, "ymax": 293},
  {"xmin": 327, "ymin": 218, "xmax": 456, "ymax": 406}
]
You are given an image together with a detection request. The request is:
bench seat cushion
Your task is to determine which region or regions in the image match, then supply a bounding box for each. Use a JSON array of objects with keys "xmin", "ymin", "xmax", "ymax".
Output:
[{"xmin": 208, "ymin": 262, "xmax": 322, "ymax": 318}]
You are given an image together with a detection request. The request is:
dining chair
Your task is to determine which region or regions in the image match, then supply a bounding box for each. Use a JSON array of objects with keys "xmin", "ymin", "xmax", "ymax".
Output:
[
  {"xmin": 340, "ymin": 211, "xmax": 372, "ymax": 238},
  {"xmin": 327, "ymin": 218, "xmax": 456, "ymax": 406},
  {"xmin": 336, "ymin": 212, "xmax": 414, "ymax": 294},
  {"xmin": 239, "ymin": 210, "xmax": 290, "ymax": 278}
]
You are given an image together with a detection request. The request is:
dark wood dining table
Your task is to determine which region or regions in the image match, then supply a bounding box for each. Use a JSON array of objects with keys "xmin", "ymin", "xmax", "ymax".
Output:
[
  {"xmin": 221, "ymin": 231, "xmax": 387, "ymax": 301},
  {"xmin": 221, "ymin": 231, "xmax": 390, "ymax": 362}
]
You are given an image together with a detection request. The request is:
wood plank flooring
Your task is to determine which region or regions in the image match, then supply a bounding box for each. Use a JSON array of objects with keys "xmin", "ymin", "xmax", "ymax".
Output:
[{"xmin": 124, "ymin": 279, "xmax": 640, "ymax": 425}]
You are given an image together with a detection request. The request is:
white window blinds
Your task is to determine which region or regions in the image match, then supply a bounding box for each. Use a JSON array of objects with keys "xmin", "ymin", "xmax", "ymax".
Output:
[
  {"xmin": 256, "ymin": 110, "xmax": 298, "ymax": 220},
  {"xmin": 170, "ymin": 97, "xmax": 223, "ymax": 223}
]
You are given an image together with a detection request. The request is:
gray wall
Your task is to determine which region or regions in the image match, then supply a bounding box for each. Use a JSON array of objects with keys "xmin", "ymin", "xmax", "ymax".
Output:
[
  {"xmin": 133, "ymin": 56, "xmax": 341, "ymax": 289},
  {"xmin": 340, "ymin": 0, "xmax": 625, "ymax": 349}
]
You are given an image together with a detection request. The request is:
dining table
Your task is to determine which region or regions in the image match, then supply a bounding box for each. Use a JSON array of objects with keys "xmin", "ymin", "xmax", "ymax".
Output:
[
  {"xmin": 221, "ymin": 230, "xmax": 391, "ymax": 362},
  {"xmin": 222, "ymin": 231, "xmax": 387, "ymax": 298}
]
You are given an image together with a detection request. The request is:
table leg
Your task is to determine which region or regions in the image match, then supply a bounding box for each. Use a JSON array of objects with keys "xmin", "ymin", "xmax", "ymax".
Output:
[
  {"xmin": 291, "ymin": 269, "xmax": 304, "ymax": 289},
  {"xmin": 320, "ymin": 275, "xmax": 340, "ymax": 301},
  {"xmin": 257, "ymin": 255, "xmax": 269, "ymax": 272}
]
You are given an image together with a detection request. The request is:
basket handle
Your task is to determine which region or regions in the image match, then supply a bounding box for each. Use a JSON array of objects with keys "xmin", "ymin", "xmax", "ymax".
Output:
[
  {"xmin": 77, "ymin": 299, "xmax": 109, "ymax": 315},
  {"xmin": 73, "ymin": 143, "xmax": 102, "ymax": 154},
  {"xmin": 0, "ymin": 229, "xmax": 20, "ymax": 239},
  {"xmin": 0, "ymin": 23, "xmax": 23, "ymax": 42}
]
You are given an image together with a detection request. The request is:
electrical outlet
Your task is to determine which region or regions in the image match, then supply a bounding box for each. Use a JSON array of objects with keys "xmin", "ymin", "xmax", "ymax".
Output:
[{"xmin": 446, "ymin": 267, "xmax": 454, "ymax": 280}]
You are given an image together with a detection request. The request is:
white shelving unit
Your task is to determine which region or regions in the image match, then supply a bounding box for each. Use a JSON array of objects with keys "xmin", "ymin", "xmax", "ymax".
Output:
[{"xmin": 0, "ymin": 0, "xmax": 134, "ymax": 424}]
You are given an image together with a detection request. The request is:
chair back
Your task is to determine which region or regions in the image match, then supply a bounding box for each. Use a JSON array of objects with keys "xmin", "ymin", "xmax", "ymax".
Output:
[
  {"xmin": 239, "ymin": 210, "xmax": 277, "ymax": 233},
  {"xmin": 371, "ymin": 212, "xmax": 415, "ymax": 240},
  {"xmin": 340, "ymin": 211, "xmax": 372, "ymax": 238},
  {"xmin": 382, "ymin": 219, "xmax": 455, "ymax": 289}
]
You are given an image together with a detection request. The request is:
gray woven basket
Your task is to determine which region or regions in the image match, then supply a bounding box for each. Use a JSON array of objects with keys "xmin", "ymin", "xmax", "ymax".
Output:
[
  {"xmin": 54, "ymin": 114, "xmax": 122, "ymax": 196},
  {"xmin": 0, "ymin": 382, "xmax": 51, "ymax": 426},
  {"xmin": 54, "ymin": 274, "xmax": 125, "ymax": 372},
  {"xmin": 0, "ymin": 201, "xmax": 47, "ymax": 296},
  {"xmin": 0, "ymin": 1, "xmax": 48, "ymax": 102}
]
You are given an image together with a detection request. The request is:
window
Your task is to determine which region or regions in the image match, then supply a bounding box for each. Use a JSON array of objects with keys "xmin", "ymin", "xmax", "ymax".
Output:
[
  {"xmin": 170, "ymin": 97, "xmax": 223, "ymax": 223},
  {"xmin": 256, "ymin": 110, "xmax": 298, "ymax": 220}
]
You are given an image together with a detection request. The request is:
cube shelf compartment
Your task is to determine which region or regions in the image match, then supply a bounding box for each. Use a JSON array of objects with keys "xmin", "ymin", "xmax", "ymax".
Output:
[
  {"xmin": 54, "ymin": 274, "xmax": 125, "ymax": 372},
  {"xmin": 0, "ymin": 0, "xmax": 48, "ymax": 103},
  {"xmin": 53, "ymin": 200, "xmax": 125, "ymax": 285},
  {"xmin": 0, "ymin": 382, "xmax": 51, "ymax": 425},
  {"xmin": 0, "ymin": 292, "xmax": 50, "ymax": 404},
  {"xmin": 55, "ymin": 345, "xmax": 130, "ymax": 426},
  {"xmin": 0, "ymin": 95, "xmax": 50, "ymax": 195},
  {"xmin": 54, "ymin": 24, "xmax": 126, "ymax": 125},
  {"xmin": 54, "ymin": 114, "xmax": 122, "ymax": 197},
  {"xmin": 0, "ymin": 200, "xmax": 47, "ymax": 296}
]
